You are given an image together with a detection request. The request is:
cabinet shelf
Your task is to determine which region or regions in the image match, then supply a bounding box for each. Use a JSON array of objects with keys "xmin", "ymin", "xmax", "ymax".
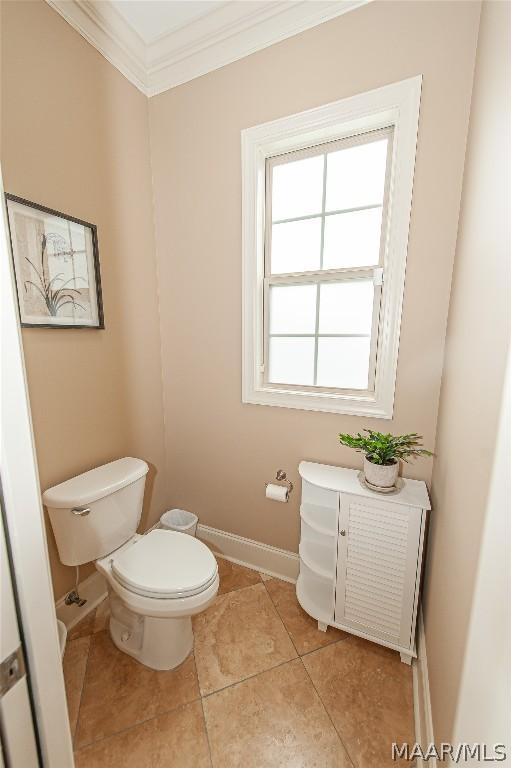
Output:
[
  {"xmin": 299, "ymin": 545, "xmax": 332, "ymax": 580},
  {"xmin": 296, "ymin": 562, "xmax": 334, "ymax": 623},
  {"xmin": 300, "ymin": 503, "xmax": 337, "ymax": 536},
  {"xmin": 299, "ymin": 518, "xmax": 337, "ymax": 578}
]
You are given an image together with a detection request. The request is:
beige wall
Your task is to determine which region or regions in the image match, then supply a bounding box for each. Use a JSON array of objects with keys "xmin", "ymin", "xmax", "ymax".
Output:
[
  {"xmin": 423, "ymin": 0, "xmax": 511, "ymax": 743},
  {"xmin": 2, "ymin": 0, "xmax": 505, "ymax": 743},
  {"xmin": 148, "ymin": 1, "xmax": 480, "ymax": 553},
  {"xmin": 1, "ymin": 0, "xmax": 168, "ymax": 600}
]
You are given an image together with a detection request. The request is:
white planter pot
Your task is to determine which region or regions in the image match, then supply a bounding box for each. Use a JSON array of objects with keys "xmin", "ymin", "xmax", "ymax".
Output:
[{"xmin": 363, "ymin": 457, "xmax": 399, "ymax": 489}]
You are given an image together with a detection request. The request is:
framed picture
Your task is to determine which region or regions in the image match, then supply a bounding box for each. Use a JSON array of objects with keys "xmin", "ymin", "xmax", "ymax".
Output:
[{"xmin": 5, "ymin": 194, "xmax": 104, "ymax": 329}]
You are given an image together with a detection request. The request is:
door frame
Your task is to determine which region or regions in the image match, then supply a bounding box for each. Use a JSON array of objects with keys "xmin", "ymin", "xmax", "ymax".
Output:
[
  {"xmin": 0, "ymin": 501, "xmax": 40, "ymax": 766},
  {"xmin": 1, "ymin": 180, "xmax": 74, "ymax": 765}
]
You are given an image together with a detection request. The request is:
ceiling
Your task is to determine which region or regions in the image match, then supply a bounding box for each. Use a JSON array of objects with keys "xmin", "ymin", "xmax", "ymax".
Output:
[
  {"xmin": 47, "ymin": 0, "xmax": 368, "ymax": 96},
  {"xmin": 110, "ymin": 1, "xmax": 228, "ymax": 44}
]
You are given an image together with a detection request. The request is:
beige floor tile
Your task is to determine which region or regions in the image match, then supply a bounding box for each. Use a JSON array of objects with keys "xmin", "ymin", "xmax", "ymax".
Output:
[
  {"xmin": 194, "ymin": 582, "xmax": 297, "ymax": 695},
  {"xmin": 63, "ymin": 636, "xmax": 90, "ymax": 739},
  {"xmin": 68, "ymin": 610, "xmax": 97, "ymax": 641},
  {"xmin": 92, "ymin": 598, "xmax": 110, "ymax": 632},
  {"xmin": 75, "ymin": 701, "xmax": 210, "ymax": 768},
  {"xmin": 302, "ymin": 635, "xmax": 414, "ymax": 768},
  {"xmin": 265, "ymin": 577, "xmax": 349, "ymax": 655},
  {"xmin": 217, "ymin": 557, "xmax": 262, "ymax": 595},
  {"xmin": 259, "ymin": 572, "xmax": 273, "ymax": 582},
  {"xmin": 75, "ymin": 630, "xmax": 200, "ymax": 748},
  {"xmin": 203, "ymin": 658, "xmax": 351, "ymax": 768}
]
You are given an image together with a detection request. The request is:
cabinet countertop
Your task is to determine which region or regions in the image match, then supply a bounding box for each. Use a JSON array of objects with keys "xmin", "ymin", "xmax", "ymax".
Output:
[{"xmin": 299, "ymin": 461, "xmax": 431, "ymax": 510}]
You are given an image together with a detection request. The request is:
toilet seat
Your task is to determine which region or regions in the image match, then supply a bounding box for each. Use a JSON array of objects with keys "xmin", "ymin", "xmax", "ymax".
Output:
[{"xmin": 111, "ymin": 529, "xmax": 218, "ymax": 600}]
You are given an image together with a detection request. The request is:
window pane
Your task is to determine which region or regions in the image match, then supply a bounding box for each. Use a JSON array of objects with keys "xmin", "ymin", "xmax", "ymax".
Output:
[
  {"xmin": 316, "ymin": 337, "xmax": 371, "ymax": 389},
  {"xmin": 272, "ymin": 155, "xmax": 324, "ymax": 221},
  {"xmin": 271, "ymin": 218, "xmax": 321, "ymax": 274},
  {"xmin": 322, "ymin": 207, "xmax": 383, "ymax": 269},
  {"xmin": 319, "ymin": 281, "xmax": 374, "ymax": 335},
  {"xmin": 269, "ymin": 337, "xmax": 315, "ymax": 385},
  {"xmin": 269, "ymin": 284, "xmax": 317, "ymax": 334},
  {"xmin": 325, "ymin": 138, "xmax": 388, "ymax": 212}
]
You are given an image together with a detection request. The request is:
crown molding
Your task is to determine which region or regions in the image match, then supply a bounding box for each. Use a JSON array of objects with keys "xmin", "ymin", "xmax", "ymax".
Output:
[
  {"xmin": 146, "ymin": 1, "xmax": 369, "ymax": 96},
  {"xmin": 46, "ymin": 0, "xmax": 369, "ymax": 97},
  {"xmin": 47, "ymin": 0, "xmax": 147, "ymax": 92}
]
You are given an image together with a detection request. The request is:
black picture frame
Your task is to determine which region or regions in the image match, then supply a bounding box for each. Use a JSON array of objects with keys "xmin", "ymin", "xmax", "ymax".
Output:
[{"xmin": 5, "ymin": 194, "xmax": 104, "ymax": 329}]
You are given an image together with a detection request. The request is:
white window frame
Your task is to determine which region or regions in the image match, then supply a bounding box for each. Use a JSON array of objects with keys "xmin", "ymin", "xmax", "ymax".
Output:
[
  {"xmin": 242, "ymin": 76, "xmax": 422, "ymax": 418},
  {"xmin": 264, "ymin": 127, "xmax": 392, "ymax": 395}
]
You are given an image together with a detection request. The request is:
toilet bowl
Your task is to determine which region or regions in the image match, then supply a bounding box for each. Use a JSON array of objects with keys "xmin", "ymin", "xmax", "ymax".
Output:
[
  {"xmin": 96, "ymin": 529, "xmax": 218, "ymax": 670},
  {"xmin": 43, "ymin": 457, "xmax": 219, "ymax": 671}
]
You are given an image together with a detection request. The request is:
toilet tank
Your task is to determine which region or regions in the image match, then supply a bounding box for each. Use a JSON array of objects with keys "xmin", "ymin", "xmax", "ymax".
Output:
[{"xmin": 43, "ymin": 457, "xmax": 149, "ymax": 566}]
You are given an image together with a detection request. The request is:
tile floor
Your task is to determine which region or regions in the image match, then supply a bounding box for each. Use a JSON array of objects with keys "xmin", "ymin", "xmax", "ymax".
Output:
[{"xmin": 64, "ymin": 556, "xmax": 414, "ymax": 767}]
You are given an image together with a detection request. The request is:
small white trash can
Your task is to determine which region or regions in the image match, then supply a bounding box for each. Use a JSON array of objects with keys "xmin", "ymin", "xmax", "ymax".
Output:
[{"xmin": 160, "ymin": 508, "xmax": 198, "ymax": 537}]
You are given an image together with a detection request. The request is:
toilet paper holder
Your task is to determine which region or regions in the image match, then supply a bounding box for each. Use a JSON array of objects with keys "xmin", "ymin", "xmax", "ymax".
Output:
[{"xmin": 265, "ymin": 469, "xmax": 293, "ymax": 495}]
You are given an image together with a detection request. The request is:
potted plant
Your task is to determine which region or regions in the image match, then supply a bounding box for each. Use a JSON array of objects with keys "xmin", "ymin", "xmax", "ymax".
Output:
[{"xmin": 338, "ymin": 429, "xmax": 432, "ymax": 490}]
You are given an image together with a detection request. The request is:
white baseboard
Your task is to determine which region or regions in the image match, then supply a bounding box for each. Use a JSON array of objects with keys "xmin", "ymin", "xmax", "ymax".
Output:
[
  {"xmin": 55, "ymin": 571, "xmax": 107, "ymax": 631},
  {"xmin": 413, "ymin": 610, "xmax": 436, "ymax": 765},
  {"xmin": 197, "ymin": 524, "xmax": 299, "ymax": 583}
]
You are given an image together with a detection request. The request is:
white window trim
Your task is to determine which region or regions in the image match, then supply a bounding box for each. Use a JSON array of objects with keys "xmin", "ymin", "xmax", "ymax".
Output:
[{"xmin": 241, "ymin": 75, "xmax": 422, "ymax": 418}]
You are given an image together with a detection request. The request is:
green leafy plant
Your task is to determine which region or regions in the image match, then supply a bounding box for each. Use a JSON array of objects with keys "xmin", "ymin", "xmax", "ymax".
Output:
[
  {"xmin": 25, "ymin": 234, "xmax": 85, "ymax": 317},
  {"xmin": 338, "ymin": 429, "xmax": 432, "ymax": 466}
]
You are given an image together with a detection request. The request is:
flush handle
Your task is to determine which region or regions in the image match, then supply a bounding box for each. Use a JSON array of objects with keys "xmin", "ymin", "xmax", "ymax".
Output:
[{"xmin": 71, "ymin": 506, "xmax": 91, "ymax": 516}]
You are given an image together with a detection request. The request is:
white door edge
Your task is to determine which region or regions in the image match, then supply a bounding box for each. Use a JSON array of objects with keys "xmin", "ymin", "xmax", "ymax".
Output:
[{"xmin": 0, "ymin": 177, "xmax": 74, "ymax": 766}]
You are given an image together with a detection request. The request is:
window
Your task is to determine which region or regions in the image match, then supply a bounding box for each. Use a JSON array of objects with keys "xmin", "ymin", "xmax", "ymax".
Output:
[
  {"xmin": 265, "ymin": 129, "xmax": 391, "ymax": 394},
  {"xmin": 242, "ymin": 77, "xmax": 422, "ymax": 417}
]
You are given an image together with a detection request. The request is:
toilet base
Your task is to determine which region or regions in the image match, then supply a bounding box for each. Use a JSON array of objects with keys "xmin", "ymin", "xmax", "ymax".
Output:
[{"xmin": 108, "ymin": 591, "xmax": 194, "ymax": 670}]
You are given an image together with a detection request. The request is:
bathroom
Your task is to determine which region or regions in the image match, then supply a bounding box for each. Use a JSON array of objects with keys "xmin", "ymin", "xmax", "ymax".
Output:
[{"xmin": 0, "ymin": 0, "xmax": 509, "ymax": 766}]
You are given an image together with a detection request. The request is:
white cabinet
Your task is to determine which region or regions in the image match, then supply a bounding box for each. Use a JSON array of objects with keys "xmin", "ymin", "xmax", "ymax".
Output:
[{"xmin": 297, "ymin": 461, "xmax": 431, "ymax": 663}]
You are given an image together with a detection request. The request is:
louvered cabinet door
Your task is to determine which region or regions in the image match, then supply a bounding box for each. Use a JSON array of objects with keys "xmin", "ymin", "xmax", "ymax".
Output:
[{"xmin": 334, "ymin": 493, "xmax": 424, "ymax": 651}]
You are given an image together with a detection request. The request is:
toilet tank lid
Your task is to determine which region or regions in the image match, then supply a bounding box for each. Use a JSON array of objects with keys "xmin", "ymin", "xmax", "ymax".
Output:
[{"xmin": 42, "ymin": 457, "xmax": 149, "ymax": 509}]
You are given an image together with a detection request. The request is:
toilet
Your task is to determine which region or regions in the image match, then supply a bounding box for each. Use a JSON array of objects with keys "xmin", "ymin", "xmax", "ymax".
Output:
[{"xmin": 43, "ymin": 457, "xmax": 219, "ymax": 670}]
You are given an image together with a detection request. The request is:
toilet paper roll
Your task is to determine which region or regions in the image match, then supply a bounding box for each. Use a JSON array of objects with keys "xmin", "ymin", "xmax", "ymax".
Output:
[{"xmin": 265, "ymin": 483, "xmax": 289, "ymax": 502}]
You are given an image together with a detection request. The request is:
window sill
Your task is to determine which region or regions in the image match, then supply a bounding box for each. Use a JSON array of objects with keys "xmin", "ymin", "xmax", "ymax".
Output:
[{"xmin": 242, "ymin": 385, "xmax": 393, "ymax": 418}]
